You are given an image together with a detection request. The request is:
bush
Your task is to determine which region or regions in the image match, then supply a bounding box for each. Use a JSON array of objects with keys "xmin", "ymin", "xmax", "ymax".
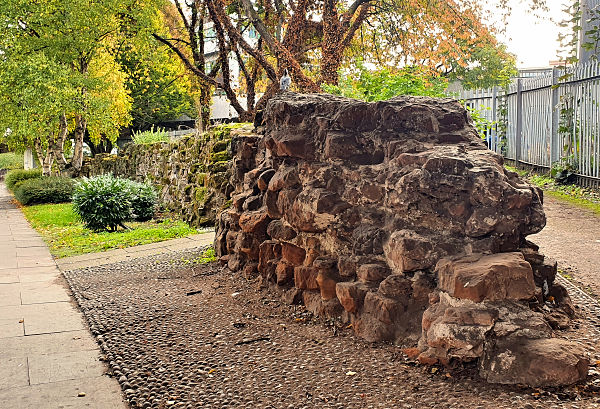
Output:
[
  {"xmin": 72, "ymin": 175, "xmax": 158, "ymax": 231},
  {"xmin": 72, "ymin": 175, "xmax": 132, "ymax": 232},
  {"xmin": 126, "ymin": 180, "xmax": 157, "ymax": 222},
  {"xmin": 132, "ymin": 126, "xmax": 170, "ymax": 145},
  {"xmin": 14, "ymin": 177, "xmax": 75, "ymax": 205},
  {"xmin": 0, "ymin": 152, "xmax": 24, "ymax": 170},
  {"xmin": 5, "ymin": 169, "xmax": 42, "ymax": 191}
]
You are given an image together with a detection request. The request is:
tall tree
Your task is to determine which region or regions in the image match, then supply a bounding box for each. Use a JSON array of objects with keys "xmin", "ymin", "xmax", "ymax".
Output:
[{"xmin": 0, "ymin": 0, "xmax": 159, "ymax": 173}]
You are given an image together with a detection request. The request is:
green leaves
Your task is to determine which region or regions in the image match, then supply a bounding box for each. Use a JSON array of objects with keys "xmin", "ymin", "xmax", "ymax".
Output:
[
  {"xmin": 323, "ymin": 63, "xmax": 448, "ymax": 102},
  {"xmin": 72, "ymin": 175, "xmax": 134, "ymax": 232},
  {"xmin": 72, "ymin": 174, "xmax": 158, "ymax": 231},
  {"xmin": 0, "ymin": 0, "xmax": 163, "ymax": 159}
]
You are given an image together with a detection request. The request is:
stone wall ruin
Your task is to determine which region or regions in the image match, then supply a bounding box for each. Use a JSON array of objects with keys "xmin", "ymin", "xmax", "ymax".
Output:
[{"xmin": 215, "ymin": 93, "xmax": 588, "ymax": 387}]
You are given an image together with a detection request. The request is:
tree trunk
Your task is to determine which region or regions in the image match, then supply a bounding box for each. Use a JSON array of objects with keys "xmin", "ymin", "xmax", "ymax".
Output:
[
  {"xmin": 320, "ymin": 48, "xmax": 343, "ymax": 85},
  {"xmin": 34, "ymin": 138, "xmax": 52, "ymax": 177},
  {"xmin": 72, "ymin": 114, "xmax": 87, "ymax": 172},
  {"xmin": 52, "ymin": 113, "xmax": 69, "ymax": 172}
]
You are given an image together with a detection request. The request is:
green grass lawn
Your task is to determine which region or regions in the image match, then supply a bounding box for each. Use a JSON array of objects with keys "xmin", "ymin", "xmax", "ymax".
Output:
[{"xmin": 22, "ymin": 203, "xmax": 200, "ymax": 258}]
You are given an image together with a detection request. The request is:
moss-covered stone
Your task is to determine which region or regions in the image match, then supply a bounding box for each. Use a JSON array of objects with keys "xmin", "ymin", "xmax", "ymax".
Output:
[
  {"xmin": 195, "ymin": 186, "xmax": 208, "ymax": 204},
  {"xmin": 196, "ymin": 172, "xmax": 208, "ymax": 186},
  {"xmin": 212, "ymin": 140, "xmax": 229, "ymax": 153},
  {"xmin": 210, "ymin": 150, "xmax": 231, "ymax": 163},
  {"xmin": 208, "ymin": 160, "xmax": 230, "ymax": 173}
]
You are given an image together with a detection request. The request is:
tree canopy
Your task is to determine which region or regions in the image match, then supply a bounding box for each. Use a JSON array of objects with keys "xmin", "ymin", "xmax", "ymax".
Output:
[
  {"xmin": 0, "ymin": 0, "xmax": 192, "ymax": 173},
  {"xmin": 155, "ymin": 0, "xmax": 541, "ymax": 123}
]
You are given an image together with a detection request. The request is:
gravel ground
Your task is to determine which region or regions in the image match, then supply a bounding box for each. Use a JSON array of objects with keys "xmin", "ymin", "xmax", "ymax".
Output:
[{"xmin": 63, "ymin": 248, "xmax": 600, "ymax": 409}]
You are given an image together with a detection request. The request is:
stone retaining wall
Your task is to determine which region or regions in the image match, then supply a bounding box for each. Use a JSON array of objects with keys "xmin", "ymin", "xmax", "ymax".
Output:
[
  {"xmin": 215, "ymin": 93, "xmax": 589, "ymax": 387},
  {"xmin": 85, "ymin": 124, "xmax": 254, "ymax": 226}
]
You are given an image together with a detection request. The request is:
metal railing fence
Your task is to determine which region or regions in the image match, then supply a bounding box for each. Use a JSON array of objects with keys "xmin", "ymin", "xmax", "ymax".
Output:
[{"xmin": 457, "ymin": 61, "xmax": 600, "ymax": 187}]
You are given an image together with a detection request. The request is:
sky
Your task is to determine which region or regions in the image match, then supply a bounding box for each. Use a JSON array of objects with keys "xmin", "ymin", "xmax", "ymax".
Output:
[{"xmin": 488, "ymin": 0, "xmax": 571, "ymax": 68}]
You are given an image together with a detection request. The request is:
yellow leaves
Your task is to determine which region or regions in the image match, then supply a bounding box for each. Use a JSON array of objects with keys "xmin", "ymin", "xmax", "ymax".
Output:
[{"xmin": 86, "ymin": 49, "xmax": 132, "ymax": 142}]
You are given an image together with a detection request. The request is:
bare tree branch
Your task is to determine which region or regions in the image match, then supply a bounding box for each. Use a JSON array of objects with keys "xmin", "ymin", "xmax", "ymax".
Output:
[{"xmin": 152, "ymin": 33, "xmax": 221, "ymax": 87}]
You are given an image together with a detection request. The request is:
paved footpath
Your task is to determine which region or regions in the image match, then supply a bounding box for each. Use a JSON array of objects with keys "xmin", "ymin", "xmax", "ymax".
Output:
[{"xmin": 0, "ymin": 183, "xmax": 127, "ymax": 409}]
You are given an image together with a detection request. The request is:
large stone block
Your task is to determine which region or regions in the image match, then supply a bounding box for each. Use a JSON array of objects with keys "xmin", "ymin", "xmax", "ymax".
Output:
[
  {"xmin": 437, "ymin": 253, "xmax": 536, "ymax": 302},
  {"xmin": 479, "ymin": 338, "xmax": 589, "ymax": 387}
]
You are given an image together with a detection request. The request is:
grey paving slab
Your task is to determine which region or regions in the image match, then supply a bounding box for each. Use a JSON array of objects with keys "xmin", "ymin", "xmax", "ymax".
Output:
[
  {"xmin": 18, "ymin": 272, "xmax": 60, "ymax": 283},
  {"xmin": 0, "ymin": 248, "xmax": 17, "ymax": 256},
  {"xmin": 0, "ymin": 305, "xmax": 23, "ymax": 319},
  {"xmin": 28, "ymin": 350, "xmax": 105, "ymax": 385},
  {"xmin": 0, "ymin": 259, "xmax": 18, "ymax": 270},
  {"xmin": 13, "ymin": 240, "xmax": 47, "ymax": 248},
  {"xmin": 22, "ymin": 302, "xmax": 86, "ymax": 335},
  {"xmin": 0, "ymin": 357, "xmax": 29, "ymax": 389},
  {"xmin": 0, "ymin": 318, "xmax": 24, "ymax": 339},
  {"xmin": 0, "ymin": 273, "xmax": 19, "ymax": 284},
  {"xmin": 0, "ymin": 376, "xmax": 128, "ymax": 409},
  {"xmin": 17, "ymin": 258, "xmax": 56, "ymax": 269},
  {"xmin": 0, "ymin": 330, "xmax": 98, "ymax": 359},
  {"xmin": 16, "ymin": 265, "xmax": 60, "ymax": 275},
  {"xmin": 20, "ymin": 281, "xmax": 71, "ymax": 305},
  {"xmin": 0, "ymin": 283, "xmax": 21, "ymax": 306},
  {"xmin": 16, "ymin": 247, "xmax": 53, "ymax": 258}
]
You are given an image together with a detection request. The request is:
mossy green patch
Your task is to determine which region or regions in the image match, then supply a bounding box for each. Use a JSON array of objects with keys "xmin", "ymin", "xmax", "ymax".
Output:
[
  {"xmin": 210, "ymin": 150, "xmax": 231, "ymax": 163},
  {"xmin": 195, "ymin": 186, "xmax": 208, "ymax": 204},
  {"xmin": 212, "ymin": 140, "xmax": 229, "ymax": 153},
  {"xmin": 209, "ymin": 160, "xmax": 229, "ymax": 173}
]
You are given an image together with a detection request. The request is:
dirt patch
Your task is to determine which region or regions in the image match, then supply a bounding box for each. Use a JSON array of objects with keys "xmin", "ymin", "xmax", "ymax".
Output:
[
  {"xmin": 63, "ymin": 248, "xmax": 600, "ymax": 409},
  {"xmin": 530, "ymin": 196, "xmax": 600, "ymax": 300}
]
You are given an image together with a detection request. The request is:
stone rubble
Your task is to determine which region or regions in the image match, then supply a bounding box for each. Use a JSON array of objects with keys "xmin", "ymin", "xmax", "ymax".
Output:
[{"xmin": 215, "ymin": 92, "xmax": 588, "ymax": 386}]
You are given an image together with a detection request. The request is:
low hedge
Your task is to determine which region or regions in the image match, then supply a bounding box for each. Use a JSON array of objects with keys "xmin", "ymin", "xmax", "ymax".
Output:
[
  {"xmin": 14, "ymin": 176, "xmax": 75, "ymax": 205},
  {"xmin": 5, "ymin": 169, "xmax": 42, "ymax": 191}
]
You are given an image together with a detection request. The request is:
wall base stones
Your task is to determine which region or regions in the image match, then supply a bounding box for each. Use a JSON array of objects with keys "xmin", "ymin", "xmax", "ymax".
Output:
[{"xmin": 215, "ymin": 92, "xmax": 588, "ymax": 387}]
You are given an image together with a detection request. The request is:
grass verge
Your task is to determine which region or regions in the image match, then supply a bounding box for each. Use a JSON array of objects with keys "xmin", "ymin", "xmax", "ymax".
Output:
[
  {"xmin": 21, "ymin": 203, "xmax": 200, "ymax": 258},
  {"xmin": 505, "ymin": 165, "xmax": 600, "ymax": 216}
]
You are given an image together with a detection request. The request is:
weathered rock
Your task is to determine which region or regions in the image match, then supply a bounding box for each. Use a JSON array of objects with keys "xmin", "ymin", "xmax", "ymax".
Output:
[
  {"xmin": 479, "ymin": 338, "xmax": 589, "ymax": 387},
  {"xmin": 214, "ymin": 92, "xmax": 584, "ymax": 386},
  {"xmin": 275, "ymin": 261, "xmax": 295, "ymax": 285},
  {"xmin": 419, "ymin": 292, "xmax": 553, "ymax": 365},
  {"xmin": 281, "ymin": 243, "xmax": 306, "ymax": 266},
  {"xmin": 294, "ymin": 266, "xmax": 318, "ymax": 290},
  {"xmin": 336, "ymin": 282, "xmax": 374, "ymax": 313},
  {"xmin": 357, "ymin": 263, "xmax": 391, "ymax": 283},
  {"xmin": 437, "ymin": 253, "xmax": 536, "ymax": 302}
]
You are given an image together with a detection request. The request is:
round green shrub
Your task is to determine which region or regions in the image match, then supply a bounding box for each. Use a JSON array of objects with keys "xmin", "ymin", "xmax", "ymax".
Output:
[
  {"xmin": 126, "ymin": 180, "xmax": 157, "ymax": 222},
  {"xmin": 14, "ymin": 176, "xmax": 74, "ymax": 205},
  {"xmin": 5, "ymin": 169, "xmax": 42, "ymax": 191},
  {"xmin": 72, "ymin": 175, "xmax": 132, "ymax": 232}
]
